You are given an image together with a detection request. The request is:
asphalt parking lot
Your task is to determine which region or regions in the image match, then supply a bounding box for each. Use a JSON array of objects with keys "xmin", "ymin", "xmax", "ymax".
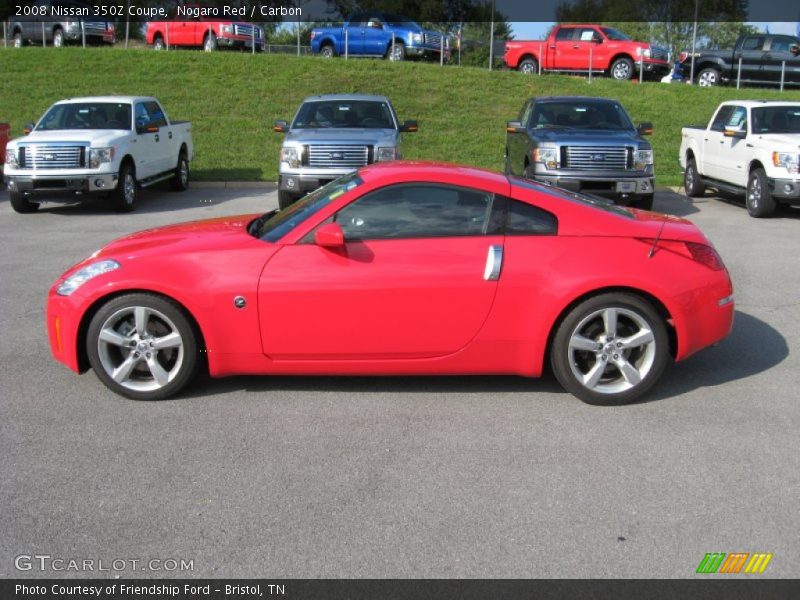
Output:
[{"xmin": 0, "ymin": 184, "xmax": 798, "ymax": 579}]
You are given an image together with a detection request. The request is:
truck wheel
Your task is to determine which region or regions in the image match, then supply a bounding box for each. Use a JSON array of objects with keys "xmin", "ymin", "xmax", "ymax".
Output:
[
  {"xmin": 388, "ymin": 41, "xmax": 405, "ymax": 61},
  {"xmin": 631, "ymin": 194, "xmax": 654, "ymax": 211},
  {"xmin": 9, "ymin": 192, "xmax": 39, "ymax": 214},
  {"xmin": 278, "ymin": 190, "xmax": 299, "ymax": 210},
  {"xmin": 13, "ymin": 31, "xmax": 23, "ymax": 48},
  {"xmin": 697, "ymin": 67, "xmax": 720, "ymax": 87},
  {"xmin": 203, "ymin": 33, "xmax": 217, "ymax": 52},
  {"xmin": 610, "ymin": 57, "xmax": 634, "ymax": 80},
  {"xmin": 746, "ymin": 168, "xmax": 776, "ymax": 218},
  {"xmin": 684, "ymin": 157, "xmax": 705, "ymax": 197},
  {"xmin": 170, "ymin": 152, "xmax": 189, "ymax": 191},
  {"xmin": 112, "ymin": 163, "xmax": 138, "ymax": 212},
  {"xmin": 518, "ymin": 57, "xmax": 538, "ymax": 74},
  {"xmin": 53, "ymin": 28, "xmax": 64, "ymax": 47},
  {"xmin": 152, "ymin": 35, "xmax": 165, "ymax": 50},
  {"xmin": 320, "ymin": 44, "xmax": 335, "ymax": 58}
]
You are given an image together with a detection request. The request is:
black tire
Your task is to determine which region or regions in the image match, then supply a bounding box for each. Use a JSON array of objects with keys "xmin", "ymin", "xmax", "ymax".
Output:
[
  {"xmin": 631, "ymin": 194, "xmax": 654, "ymax": 211},
  {"xmin": 203, "ymin": 33, "xmax": 217, "ymax": 52},
  {"xmin": 320, "ymin": 43, "xmax": 335, "ymax": 58},
  {"xmin": 170, "ymin": 151, "xmax": 189, "ymax": 191},
  {"xmin": 9, "ymin": 192, "xmax": 39, "ymax": 213},
  {"xmin": 697, "ymin": 67, "xmax": 721, "ymax": 87},
  {"xmin": 152, "ymin": 35, "xmax": 165, "ymax": 50},
  {"xmin": 610, "ymin": 57, "xmax": 634, "ymax": 80},
  {"xmin": 518, "ymin": 57, "xmax": 538, "ymax": 74},
  {"xmin": 53, "ymin": 27, "xmax": 64, "ymax": 47},
  {"xmin": 13, "ymin": 31, "xmax": 23, "ymax": 48},
  {"xmin": 387, "ymin": 40, "xmax": 405, "ymax": 61},
  {"xmin": 684, "ymin": 157, "xmax": 706, "ymax": 197},
  {"xmin": 112, "ymin": 162, "xmax": 137, "ymax": 212},
  {"xmin": 86, "ymin": 293, "xmax": 199, "ymax": 401},
  {"xmin": 746, "ymin": 168, "xmax": 776, "ymax": 218},
  {"xmin": 550, "ymin": 293, "xmax": 670, "ymax": 406},
  {"xmin": 278, "ymin": 189, "xmax": 299, "ymax": 210}
]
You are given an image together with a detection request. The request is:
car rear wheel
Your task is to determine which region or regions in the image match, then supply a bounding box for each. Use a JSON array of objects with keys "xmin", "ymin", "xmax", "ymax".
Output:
[
  {"xmin": 610, "ymin": 57, "xmax": 634, "ymax": 80},
  {"xmin": 87, "ymin": 294, "xmax": 198, "ymax": 400},
  {"xmin": 52, "ymin": 28, "xmax": 64, "ymax": 47},
  {"xmin": 697, "ymin": 67, "xmax": 720, "ymax": 87},
  {"xmin": 153, "ymin": 35, "xmax": 165, "ymax": 50},
  {"xmin": 320, "ymin": 44, "xmax": 335, "ymax": 58},
  {"xmin": 204, "ymin": 33, "xmax": 217, "ymax": 52},
  {"xmin": 9, "ymin": 192, "xmax": 39, "ymax": 213},
  {"xmin": 746, "ymin": 168, "xmax": 776, "ymax": 218},
  {"xmin": 278, "ymin": 190, "xmax": 299, "ymax": 210},
  {"xmin": 13, "ymin": 31, "xmax": 23, "ymax": 47},
  {"xmin": 551, "ymin": 293, "xmax": 669, "ymax": 405},
  {"xmin": 170, "ymin": 151, "xmax": 189, "ymax": 191},
  {"xmin": 112, "ymin": 163, "xmax": 137, "ymax": 212},
  {"xmin": 684, "ymin": 157, "xmax": 705, "ymax": 197},
  {"xmin": 519, "ymin": 57, "xmax": 538, "ymax": 74}
]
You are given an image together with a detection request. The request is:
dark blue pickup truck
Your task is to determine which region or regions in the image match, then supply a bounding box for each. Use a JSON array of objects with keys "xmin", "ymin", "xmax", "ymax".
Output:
[{"xmin": 310, "ymin": 13, "xmax": 449, "ymax": 61}]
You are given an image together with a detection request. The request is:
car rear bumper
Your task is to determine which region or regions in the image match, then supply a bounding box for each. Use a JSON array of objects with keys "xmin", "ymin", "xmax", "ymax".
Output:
[
  {"xmin": 673, "ymin": 274, "xmax": 735, "ymax": 361},
  {"xmin": 6, "ymin": 173, "xmax": 118, "ymax": 195}
]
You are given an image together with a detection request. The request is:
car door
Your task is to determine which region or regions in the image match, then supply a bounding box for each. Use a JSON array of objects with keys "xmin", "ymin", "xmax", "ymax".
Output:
[
  {"xmin": 344, "ymin": 14, "xmax": 365, "ymax": 53},
  {"xmin": 717, "ymin": 105, "xmax": 750, "ymax": 187},
  {"xmin": 143, "ymin": 101, "xmax": 173, "ymax": 173},
  {"xmin": 736, "ymin": 36, "xmax": 767, "ymax": 82},
  {"xmin": 362, "ymin": 15, "xmax": 388, "ymax": 55},
  {"xmin": 258, "ymin": 183, "xmax": 504, "ymax": 359},
  {"xmin": 568, "ymin": 27, "xmax": 601, "ymax": 72},
  {"xmin": 762, "ymin": 36, "xmax": 800, "ymax": 84},
  {"xmin": 702, "ymin": 105, "xmax": 734, "ymax": 180},
  {"xmin": 132, "ymin": 102, "xmax": 161, "ymax": 179},
  {"xmin": 551, "ymin": 27, "xmax": 578, "ymax": 69}
]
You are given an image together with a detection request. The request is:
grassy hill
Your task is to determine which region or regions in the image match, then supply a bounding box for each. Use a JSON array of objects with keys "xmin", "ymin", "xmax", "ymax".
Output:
[{"xmin": 2, "ymin": 48, "xmax": 799, "ymax": 185}]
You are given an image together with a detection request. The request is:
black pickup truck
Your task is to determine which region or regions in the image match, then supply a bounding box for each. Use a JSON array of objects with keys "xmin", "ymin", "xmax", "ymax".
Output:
[{"xmin": 682, "ymin": 33, "xmax": 800, "ymax": 87}]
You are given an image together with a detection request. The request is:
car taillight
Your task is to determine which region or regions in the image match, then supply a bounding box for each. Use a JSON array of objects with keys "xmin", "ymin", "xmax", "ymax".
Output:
[{"xmin": 639, "ymin": 239, "xmax": 725, "ymax": 271}]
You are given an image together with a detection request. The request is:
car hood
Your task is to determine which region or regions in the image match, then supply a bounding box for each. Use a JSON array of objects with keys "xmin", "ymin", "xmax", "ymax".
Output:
[
  {"xmin": 531, "ymin": 128, "xmax": 647, "ymax": 146},
  {"xmin": 14, "ymin": 129, "xmax": 129, "ymax": 146},
  {"xmin": 285, "ymin": 128, "xmax": 398, "ymax": 146},
  {"xmin": 752, "ymin": 133, "xmax": 800, "ymax": 148}
]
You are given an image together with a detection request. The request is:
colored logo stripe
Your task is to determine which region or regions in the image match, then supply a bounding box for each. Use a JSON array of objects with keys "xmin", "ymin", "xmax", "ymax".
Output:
[
  {"xmin": 745, "ymin": 553, "xmax": 773, "ymax": 574},
  {"xmin": 696, "ymin": 552, "xmax": 773, "ymax": 574},
  {"xmin": 697, "ymin": 553, "xmax": 726, "ymax": 574}
]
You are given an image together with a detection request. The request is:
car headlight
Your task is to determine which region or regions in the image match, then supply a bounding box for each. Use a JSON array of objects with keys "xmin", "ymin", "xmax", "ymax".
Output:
[
  {"xmin": 5, "ymin": 149, "xmax": 18, "ymax": 168},
  {"xmin": 635, "ymin": 46, "xmax": 652, "ymax": 58},
  {"xmin": 533, "ymin": 146, "xmax": 558, "ymax": 169},
  {"xmin": 634, "ymin": 149, "xmax": 653, "ymax": 170},
  {"xmin": 412, "ymin": 33, "xmax": 423, "ymax": 44},
  {"xmin": 772, "ymin": 152, "xmax": 799, "ymax": 173},
  {"xmin": 56, "ymin": 260, "xmax": 120, "ymax": 296},
  {"xmin": 376, "ymin": 147, "xmax": 397, "ymax": 162},
  {"xmin": 280, "ymin": 146, "xmax": 300, "ymax": 169},
  {"xmin": 89, "ymin": 147, "xmax": 115, "ymax": 169}
]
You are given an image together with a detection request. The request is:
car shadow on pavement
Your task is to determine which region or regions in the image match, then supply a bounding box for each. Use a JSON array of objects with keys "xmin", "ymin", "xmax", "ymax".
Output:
[
  {"xmin": 180, "ymin": 311, "xmax": 783, "ymax": 404},
  {"xmin": 654, "ymin": 188, "xmax": 700, "ymax": 217}
]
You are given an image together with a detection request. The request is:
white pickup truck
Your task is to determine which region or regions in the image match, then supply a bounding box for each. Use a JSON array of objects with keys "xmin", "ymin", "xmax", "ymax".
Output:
[
  {"xmin": 680, "ymin": 101, "xmax": 800, "ymax": 217},
  {"xmin": 4, "ymin": 96, "xmax": 193, "ymax": 213}
]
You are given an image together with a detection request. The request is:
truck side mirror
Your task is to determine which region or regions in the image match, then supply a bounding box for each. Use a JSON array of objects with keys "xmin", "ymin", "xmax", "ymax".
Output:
[
  {"xmin": 400, "ymin": 120, "xmax": 418, "ymax": 133},
  {"xmin": 723, "ymin": 127, "xmax": 746, "ymax": 139},
  {"xmin": 273, "ymin": 119, "xmax": 289, "ymax": 133},
  {"xmin": 637, "ymin": 122, "xmax": 653, "ymax": 136},
  {"xmin": 23, "ymin": 122, "xmax": 35, "ymax": 135},
  {"xmin": 791, "ymin": 44, "xmax": 799, "ymax": 56},
  {"xmin": 506, "ymin": 120, "xmax": 524, "ymax": 133}
]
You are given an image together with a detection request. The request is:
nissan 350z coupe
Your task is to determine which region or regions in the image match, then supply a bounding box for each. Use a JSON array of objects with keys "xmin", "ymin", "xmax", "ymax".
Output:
[{"xmin": 46, "ymin": 162, "xmax": 734, "ymax": 405}]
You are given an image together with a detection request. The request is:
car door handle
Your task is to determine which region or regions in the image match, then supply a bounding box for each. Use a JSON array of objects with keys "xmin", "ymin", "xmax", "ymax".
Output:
[
  {"xmin": 168, "ymin": 131, "xmax": 173, "ymax": 139},
  {"xmin": 572, "ymin": 45, "xmax": 580, "ymax": 49},
  {"xmin": 483, "ymin": 245, "xmax": 503, "ymax": 281},
  {"xmin": 154, "ymin": 134, "xmax": 159, "ymax": 142},
  {"xmin": 704, "ymin": 138, "xmax": 709, "ymax": 142},
  {"xmin": 746, "ymin": 143, "xmax": 754, "ymax": 147}
]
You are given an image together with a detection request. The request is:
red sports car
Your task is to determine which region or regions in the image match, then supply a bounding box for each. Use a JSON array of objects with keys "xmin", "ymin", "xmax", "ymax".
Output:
[{"xmin": 46, "ymin": 162, "xmax": 734, "ymax": 405}]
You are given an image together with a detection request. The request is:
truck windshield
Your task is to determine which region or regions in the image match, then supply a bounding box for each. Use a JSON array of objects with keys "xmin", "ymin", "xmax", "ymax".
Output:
[
  {"xmin": 600, "ymin": 27, "xmax": 630, "ymax": 41},
  {"xmin": 530, "ymin": 101, "xmax": 634, "ymax": 131},
  {"xmin": 293, "ymin": 101, "xmax": 396, "ymax": 129},
  {"xmin": 751, "ymin": 106, "xmax": 800, "ymax": 134},
  {"xmin": 36, "ymin": 103, "xmax": 132, "ymax": 131},
  {"xmin": 257, "ymin": 173, "xmax": 364, "ymax": 241}
]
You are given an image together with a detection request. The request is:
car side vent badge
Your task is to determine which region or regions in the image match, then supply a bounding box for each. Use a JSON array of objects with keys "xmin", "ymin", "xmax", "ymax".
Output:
[{"xmin": 233, "ymin": 296, "xmax": 247, "ymax": 309}]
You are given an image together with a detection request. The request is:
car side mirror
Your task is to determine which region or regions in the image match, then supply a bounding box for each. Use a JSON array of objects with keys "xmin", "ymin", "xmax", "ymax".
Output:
[
  {"xmin": 637, "ymin": 122, "xmax": 653, "ymax": 136},
  {"xmin": 723, "ymin": 127, "xmax": 746, "ymax": 139},
  {"xmin": 506, "ymin": 120, "xmax": 524, "ymax": 133},
  {"xmin": 315, "ymin": 222, "xmax": 345, "ymax": 248},
  {"xmin": 400, "ymin": 120, "xmax": 418, "ymax": 133},
  {"xmin": 273, "ymin": 119, "xmax": 289, "ymax": 133},
  {"xmin": 791, "ymin": 44, "xmax": 799, "ymax": 56},
  {"xmin": 23, "ymin": 122, "xmax": 35, "ymax": 135}
]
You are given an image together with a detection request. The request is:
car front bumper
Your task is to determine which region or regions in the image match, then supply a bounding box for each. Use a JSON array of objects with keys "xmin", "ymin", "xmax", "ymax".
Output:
[
  {"xmin": 279, "ymin": 168, "xmax": 357, "ymax": 194},
  {"xmin": 533, "ymin": 172, "xmax": 655, "ymax": 198},
  {"xmin": 768, "ymin": 177, "xmax": 800, "ymax": 200},
  {"xmin": 6, "ymin": 172, "xmax": 118, "ymax": 196}
]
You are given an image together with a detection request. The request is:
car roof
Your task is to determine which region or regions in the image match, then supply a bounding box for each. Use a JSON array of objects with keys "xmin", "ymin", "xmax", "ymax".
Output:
[
  {"xmin": 533, "ymin": 96, "xmax": 621, "ymax": 104},
  {"xmin": 54, "ymin": 96, "xmax": 155, "ymax": 104},
  {"xmin": 301, "ymin": 94, "xmax": 391, "ymax": 103},
  {"xmin": 357, "ymin": 161, "xmax": 509, "ymax": 187},
  {"xmin": 719, "ymin": 100, "xmax": 800, "ymax": 108}
]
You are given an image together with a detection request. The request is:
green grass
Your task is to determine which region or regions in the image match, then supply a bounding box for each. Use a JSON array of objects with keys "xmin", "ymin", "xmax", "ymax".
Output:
[{"xmin": 2, "ymin": 47, "xmax": 799, "ymax": 184}]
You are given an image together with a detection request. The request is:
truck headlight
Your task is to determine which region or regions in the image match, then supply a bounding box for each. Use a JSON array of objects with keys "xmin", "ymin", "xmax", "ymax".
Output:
[
  {"xmin": 280, "ymin": 146, "xmax": 300, "ymax": 169},
  {"xmin": 89, "ymin": 147, "xmax": 115, "ymax": 169},
  {"xmin": 376, "ymin": 147, "xmax": 397, "ymax": 162},
  {"xmin": 412, "ymin": 33, "xmax": 423, "ymax": 44},
  {"xmin": 635, "ymin": 46, "xmax": 652, "ymax": 58},
  {"xmin": 5, "ymin": 149, "xmax": 18, "ymax": 168},
  {"xmin": 634, "ymin": 149, "xmax": 653, "ymax": 170},
  {"xmin": 533, "ymin": 146, "xmax": 558, "ymax": 169},
  {"xmin": 56, "ymin": 260, "xmax": 120, "ymax": 296},
  {"xmin": 772, "ymin": 152, "xmax": 799, "ymax": 173}
]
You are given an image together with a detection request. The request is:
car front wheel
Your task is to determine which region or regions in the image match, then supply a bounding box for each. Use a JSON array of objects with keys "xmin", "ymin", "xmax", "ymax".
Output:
[
  {"xmin": 746, "ymin": 167, "xmax": 776, "ymax": 218},
  {"xmin": 551, "ymin": 293, "xmax": 669, "ymax": 405},
  {"xmin": 684, "ymin": 157, "xmax": 706, "ymax": 197},
  {"xmin": 610, "ymin": 57, "xmax": 634, "ymax": 80},
  {"xmin": 86, "ymin": 294, "xmax": 199, "ymax": 400}
]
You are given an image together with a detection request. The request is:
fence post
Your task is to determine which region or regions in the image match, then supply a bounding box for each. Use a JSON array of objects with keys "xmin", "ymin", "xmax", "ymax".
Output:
[
  {"xmin": 3, "ymin": 21, "xmax": 7, "ymax": 47},
  {"xmin": 81, "ymin": 20, "xmax": 86, "ymax": 48},
  {"xmin": 251, "ymin": 26, "xmax": 255, "ymax": 55},
  {"xmin": 737, "ymin": 57, "xmax": 742, "ymax": 89},
  {"xmin": 296, "ymin": 22, "xmax": 300, "ymax": 57},
  {"xmin": 345, "ymin": 29, "xmax": 348, "ymax": 60},
  {"xmin": 391, "ymin": 31, "xmax": 395, "ymax": 61},
  {"xmin": 639, "ymin": 55, "xmax": 644, "ymax": 83},
  {"xmin": 125, "ymin": 20, "xmax": 129, "ymax": 48},
  {"xmin": 588, "ymin": 45, "xmax": 593, "ymax": 83},
  {"xmin": 780, "ymin": 60, "xmax": 786, "ymax": 92},
  {"xmin": 538, "ymin": 43, "xmax": 543, "ymax": 75},
  {"xmin": 42, "ymin": 22, "xmax": 46, "ymax": 47},
  {"xmin": 440, "ymin": 32, "xmax": 444, "ymax": 66},
  {"xmin": 166, "ymin": 23, "xmax": 169, "ymax": 50}
]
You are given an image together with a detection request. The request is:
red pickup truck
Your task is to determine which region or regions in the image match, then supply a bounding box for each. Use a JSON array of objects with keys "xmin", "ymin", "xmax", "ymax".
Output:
[
  {"xmin": 145, "ymin": 5, "xmax": 264, "ymax": 52},
  {"xmin": 504, "ymin": 24, "xmax": 670, "ymax": 81}
]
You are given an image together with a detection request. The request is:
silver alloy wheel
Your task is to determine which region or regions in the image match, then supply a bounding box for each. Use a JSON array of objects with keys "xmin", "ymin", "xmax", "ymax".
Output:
[
  {"xmin": 686, "ymin": 164, "xmax": 695, "ymax": 190},
  {"xmin": 179, "ymin": 158, "xmax": 189, "ymax": 187},
  {"xmin": 53, "ymin": 30, "xmax": 63, "ymax": 47},
  {"xmin": 14, "ymin": 33, "xmax": 22, "ymax": 48},
  {"xmin": 389, "ymin": 44, "xmax": 404, "ymax": 61},
  {"xmin": 748, "ymin": 175, "xmax": 761, "ymax": 209},
  {"xmin": 97, "ymin": 306, "xmax": 185, "ymax": 392},
  {"xmin": 204, "ymin": 35, "xmax": 216, "ymax": 52},
  {"xmin": 123, "ymin": 172, "xmax": 136, "ymax": 205},
  {"xmin": 567, "ymin": 307, "xmax": 657, "ymax": 395},
  {"xmin": 520, "ymin": 61, "xmax": 536, "ymax": 74},
  {"xmin": 612, "ymin": 61, "xmax": 631, "ymax": 80},
  {"xmin": 698, "ymin": 70, "xmax": 718, "ymax": 87},
  {"xmin": 321, "ymin": 45, "xmax": 334, "ymax": 58},
  {"xmin": 153, "ymin": 37, "xmax": 164, "ymax": 50}
]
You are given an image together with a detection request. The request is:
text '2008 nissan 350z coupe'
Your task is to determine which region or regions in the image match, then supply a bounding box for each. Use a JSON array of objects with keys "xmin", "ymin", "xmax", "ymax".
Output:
[{"xmin": 46, "ymin": 162, "xmax": 734, "ymax": 405}]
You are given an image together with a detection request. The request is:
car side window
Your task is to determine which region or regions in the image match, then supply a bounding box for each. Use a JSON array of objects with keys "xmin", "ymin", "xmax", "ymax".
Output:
[
  {"xmin": 577, "ymin": 28, "xmax": 600, "ymax": 42},
  {"xmin": 710, "ymin": 106, "xmax": 734, "ymax": 132},
  {"xmin": 741, "ymin": 36, "xmax": 765, "ymax": 51},
  {"xmin": 769, "ymin": 36, "xmax": 796, "ymax": 53},
  {"xmin": 555, "ymin": 28, "xmax": 575, "ymax": 41},
  {"xmin": 134, "ymin": 103, "xmax": 151, "ymax": 130},
  {"xmin": 506, "ymin": 199, "xmax": 558, "ymax": 235},
  {"xmin": 144, "ymin": 102, "xmax": 167, "ymax": 128},
  {"xmin": 726, "ymin": 106, "xmax": 747, "ymax": 131},
  {"xmin": 333, "ymin": 184, "xmax": 494, "ymax": 241}
]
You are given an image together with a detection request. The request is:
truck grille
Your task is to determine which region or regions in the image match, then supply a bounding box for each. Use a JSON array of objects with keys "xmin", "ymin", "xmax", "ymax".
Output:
[
  {"xmin": 305, "ymin": 145, "xmax": 370, "ymax": 169},
  {"xmin": 234, "ymin": 24, "xmax": 261, "ymax": 38},
  {"xmin": 564, "ymin": 146, "xmax": 630, "ymax": 171},
  {"xmin": 650, "ymin": 46, "xmax": 669, "ymax": 62},
  {"xmin": 83, "ymin": 22, "xmax": 109, "ymax": 35},
  {"xmin": 21, "ymin": 145, "xmax": 84, "ymax": 169},
  {"xmin": 424, "ymin": 32, "xmax": 445, "ymax": 48}
]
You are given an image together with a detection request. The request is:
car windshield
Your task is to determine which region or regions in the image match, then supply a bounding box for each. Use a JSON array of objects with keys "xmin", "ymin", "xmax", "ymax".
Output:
[
  {"xmin": 292, "ymin": 100, "xmax": 396, "ymax": 129},
  {"xmin": 530, "ymin": 101, "xmax": 635, "ymax": 131},
  {"xmin": 751, "ymin": 106, "xmax": 800, "ymax": 134},
  {"xmin": 600, "ymin": 27, "xmax": 630, "ymax": 41},
  {"xmin": 511, "ymin": 177, "xmax": 634, "ymax": 219},
  {"xmin": 36, "ymin": 102, "xmax": 132, "ymax": 131},
  {"xmin": 256, "ymin": 173, "xmax": 364, "ymax": 241}
]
